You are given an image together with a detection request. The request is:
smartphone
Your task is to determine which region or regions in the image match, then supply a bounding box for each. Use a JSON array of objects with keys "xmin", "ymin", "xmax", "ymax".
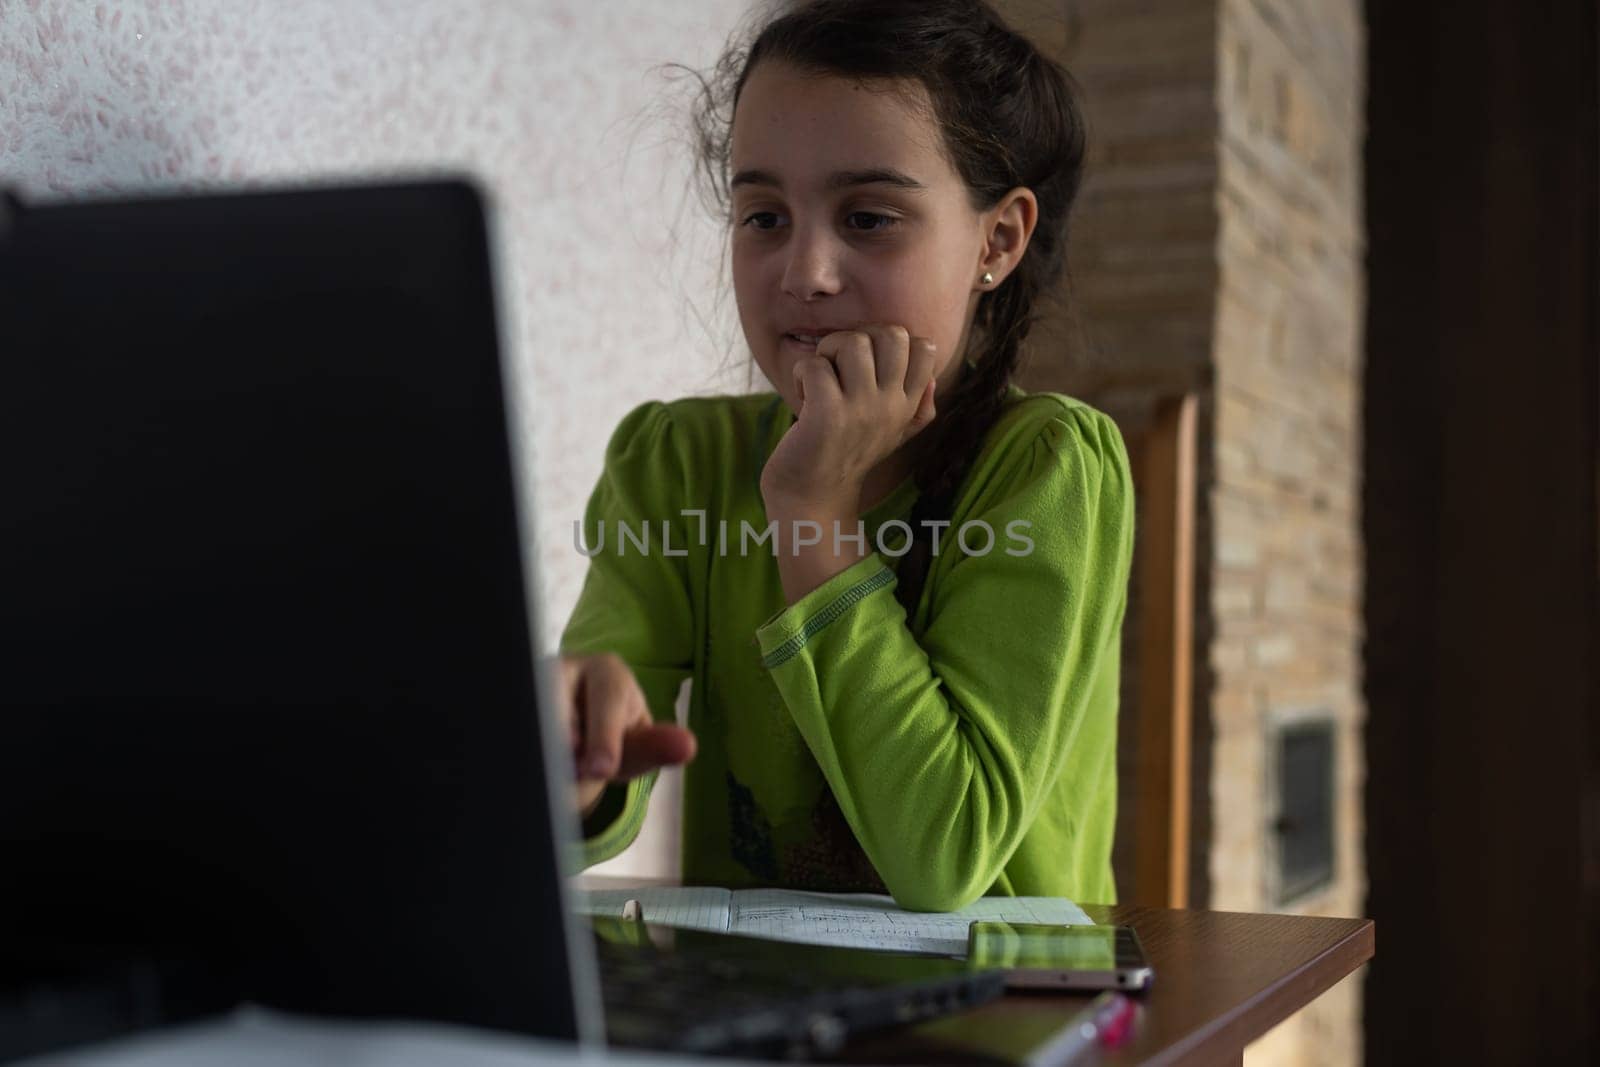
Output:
[{"xmin": 966, "ymin": 921, "xmax": 1154, "ymax": 991}]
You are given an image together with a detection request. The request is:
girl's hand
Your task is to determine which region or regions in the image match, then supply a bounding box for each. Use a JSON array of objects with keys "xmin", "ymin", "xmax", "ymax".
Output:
[
  {"xmin": 553, "ymin": 652, "xmax": 697, "ymax": 821},
  {"xmin": 761, "ymin": 324, "xmax": 938, "ymax": 513}
]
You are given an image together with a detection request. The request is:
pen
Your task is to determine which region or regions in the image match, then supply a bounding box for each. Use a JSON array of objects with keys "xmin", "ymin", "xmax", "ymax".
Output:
[
  {"xmin": 615, "ymin": 898, "xmax": 650, "ymax": 947},
  {"xmin": 1022, "ymin": 991, "xmax": 1136, "ymax": 1067}
]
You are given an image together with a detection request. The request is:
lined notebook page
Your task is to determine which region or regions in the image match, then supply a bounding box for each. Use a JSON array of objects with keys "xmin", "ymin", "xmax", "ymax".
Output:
[
  {"xmin": 569, "ymin": 886, "xmax": 731, "ymax": 934},
  {"xmin": 727, "ymin": 890, "xmax": 1094, "ymax": 955}
]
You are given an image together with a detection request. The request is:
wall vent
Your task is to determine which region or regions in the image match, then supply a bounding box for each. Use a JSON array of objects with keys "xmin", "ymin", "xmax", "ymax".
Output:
[{"xmin": 1271, "ymin": 716, "xmax": 1335, "ymax": 905}]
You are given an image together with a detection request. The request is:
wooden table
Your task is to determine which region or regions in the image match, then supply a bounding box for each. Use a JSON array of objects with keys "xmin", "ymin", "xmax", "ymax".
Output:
[
  {"xmin": 573, "ymin": 879, "xmax": 1374, "ymax": 1067},
  {"xmin": 837, "ymin": 903, "xmax": 1373, "ymax": 1066}
]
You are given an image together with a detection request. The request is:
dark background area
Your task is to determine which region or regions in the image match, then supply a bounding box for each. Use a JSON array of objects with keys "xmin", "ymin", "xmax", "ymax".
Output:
[{"xmin": 1363, "ymin": 0, "xmax": 1598, "ymax": 1062}]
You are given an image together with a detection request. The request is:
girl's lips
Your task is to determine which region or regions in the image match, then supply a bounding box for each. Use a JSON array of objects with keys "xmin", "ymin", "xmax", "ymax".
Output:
[{"xmin": 783, "ymin": 333, "xmax": 821, "ymax": 351}]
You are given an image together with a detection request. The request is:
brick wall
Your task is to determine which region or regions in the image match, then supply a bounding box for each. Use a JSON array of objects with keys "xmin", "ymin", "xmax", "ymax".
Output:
[{"xmin": 1005, "ymin": 1, "xmax": 1367, "ymax": 1063}]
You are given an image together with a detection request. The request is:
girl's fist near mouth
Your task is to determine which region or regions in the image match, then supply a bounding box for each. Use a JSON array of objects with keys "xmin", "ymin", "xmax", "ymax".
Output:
[{"xmin": 761, "ymin": 322, "xmax": 939, "ymax": 514}]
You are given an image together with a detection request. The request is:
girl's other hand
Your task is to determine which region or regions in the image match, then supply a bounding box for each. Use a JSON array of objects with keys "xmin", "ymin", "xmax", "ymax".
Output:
[
  {"xmin": 553, "ymin": 652, "xmax": 697, "ymax": 821},
  {"xmin": 762, "ymin": 323, "xmax": 938, "ymax": 513}
]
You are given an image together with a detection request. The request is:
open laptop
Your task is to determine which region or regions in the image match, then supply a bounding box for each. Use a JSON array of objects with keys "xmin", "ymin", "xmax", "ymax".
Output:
[{"xmin": 0, "ymin": 178, "xmax": 1004, "ymax": 1061}]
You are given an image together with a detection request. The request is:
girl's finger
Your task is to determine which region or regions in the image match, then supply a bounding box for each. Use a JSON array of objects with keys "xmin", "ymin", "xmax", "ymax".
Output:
[
  {"xmin": 793, "ymin": 354, "xmax": 843, "ymax": 414},
  {"xmin": 575, "ymin": 663, "xmax": 639, "ymax": 778},
  {"xmin": 578, "ymin": 703, "xmax": 636, "ymax": 780},
  {"xmin": 558, "ymin": 657, "xmax": 584, "ymax": 748},
  {"xmin": 908, "ymin": 378, "xmax": 937, "ymax": 433},
  {"xmin": 834, "ymin": 340, "xmax": 877, "ymax": 399},
  {"xmin": 854, "ymin": 323, "xmax": 911, "ymax": 391},
  {"xmin": 904, "ymin": 337, "xmax": 937, "ymax": 402},
  {"xmin": 615, "ymin": 723, "xmax": 698, "ymax": 780},
  {"xmin": 814, "ymin": 331, "xmax": 874, "ymax": 397}
]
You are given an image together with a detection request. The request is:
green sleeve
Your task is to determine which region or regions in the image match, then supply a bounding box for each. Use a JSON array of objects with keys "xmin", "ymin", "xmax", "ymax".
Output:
[
  {"xmin": 754, "ymin": 408, "xmax": 1135, "ymax": 911},
  {"xmin": 558, "ymin": 401, "xmax": 695, "ymax": 871}
]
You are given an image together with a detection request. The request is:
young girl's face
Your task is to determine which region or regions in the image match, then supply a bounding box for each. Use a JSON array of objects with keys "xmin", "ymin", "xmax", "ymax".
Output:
[{"xmin": 728, "ymin": 60, "xmax": 989, "ymax": 415}]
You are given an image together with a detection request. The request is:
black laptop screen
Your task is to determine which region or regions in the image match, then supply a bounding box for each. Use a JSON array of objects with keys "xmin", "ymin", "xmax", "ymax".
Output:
[{"xmin": 0, "ymin": 181, "xmax": 581, "ymax": 1048}]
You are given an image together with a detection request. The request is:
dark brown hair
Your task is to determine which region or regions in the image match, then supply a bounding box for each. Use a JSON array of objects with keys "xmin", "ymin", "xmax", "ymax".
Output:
[{"xmin": 689, "ymin": 0, "xmax": 1087, "ymax": 619}]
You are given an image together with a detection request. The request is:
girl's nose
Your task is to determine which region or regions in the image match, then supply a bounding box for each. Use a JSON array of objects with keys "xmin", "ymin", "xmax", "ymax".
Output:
[{"xmin": 780, "ymin": 227, "xmax": 842, "ymax": 301}]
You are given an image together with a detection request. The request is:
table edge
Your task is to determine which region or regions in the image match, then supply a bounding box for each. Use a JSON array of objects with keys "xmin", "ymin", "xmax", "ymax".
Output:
[{"xmin": 1136, "ymin": 917, "xmax": 1375, "ymax": 1067}]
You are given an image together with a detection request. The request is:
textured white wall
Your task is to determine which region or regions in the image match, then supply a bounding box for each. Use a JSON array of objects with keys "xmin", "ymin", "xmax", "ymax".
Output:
[{"xmin": 0, "ymin": 0, "xmax": 760, "ymax": 876}]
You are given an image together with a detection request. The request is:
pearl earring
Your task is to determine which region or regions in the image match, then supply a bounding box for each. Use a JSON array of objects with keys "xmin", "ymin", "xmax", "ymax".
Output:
[{"xmin": 981, "ymin": 271, "xmax": 994, "ymax": 286}]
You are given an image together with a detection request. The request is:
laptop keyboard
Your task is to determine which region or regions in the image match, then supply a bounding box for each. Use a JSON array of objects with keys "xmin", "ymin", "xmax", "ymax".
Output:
[{"xmin": 592, "ymin": 926, "xmax": 1004, "ymax": 1059}]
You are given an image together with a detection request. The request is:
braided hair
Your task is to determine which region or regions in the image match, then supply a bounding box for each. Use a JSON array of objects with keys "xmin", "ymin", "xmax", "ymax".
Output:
[{"xmin": 687, "ymin": 0, "xmax": 1087, "ymax": 620}]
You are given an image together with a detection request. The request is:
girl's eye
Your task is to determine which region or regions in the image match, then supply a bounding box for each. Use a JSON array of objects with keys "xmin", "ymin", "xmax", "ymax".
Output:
[
  {"xmin": 736, "ymin": 211, "xmax": 901, "ymax": 233},
  {"xmin": 846, "ymin": 211, "xmax": 899, "ymax": 233},
  {"xmin": 740, "ymin": 211, "xmax": 782, "ymax": 231}
]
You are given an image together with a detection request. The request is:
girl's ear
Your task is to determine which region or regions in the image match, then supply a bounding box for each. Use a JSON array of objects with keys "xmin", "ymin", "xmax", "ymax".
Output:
[{"xmin": 978, "ymin": 187, "xmax": 1039, "ymax": 287}]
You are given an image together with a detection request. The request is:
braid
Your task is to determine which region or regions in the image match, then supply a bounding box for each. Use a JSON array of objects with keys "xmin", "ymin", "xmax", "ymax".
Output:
[{"xmin": 891, "ymin": 333, "xmax": 1024, "ymax": 621}]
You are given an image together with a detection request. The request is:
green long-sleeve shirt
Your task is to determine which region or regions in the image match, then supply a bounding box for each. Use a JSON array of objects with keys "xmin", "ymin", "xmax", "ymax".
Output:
[{"xmin": 558, "ymin": 383, "xmax": 1135, "ymax": 910}]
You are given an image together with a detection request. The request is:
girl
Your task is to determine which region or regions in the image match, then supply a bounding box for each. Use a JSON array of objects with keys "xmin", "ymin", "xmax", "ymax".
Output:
[{"xmin": 556, "ymin": 0, "xmax": 1134, "ymax": 910}]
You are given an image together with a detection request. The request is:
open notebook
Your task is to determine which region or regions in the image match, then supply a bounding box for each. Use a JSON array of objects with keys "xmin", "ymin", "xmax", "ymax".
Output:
[{"xmin": 572, "ymin": 886, "xmax": 1093, "ymax": 956}]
